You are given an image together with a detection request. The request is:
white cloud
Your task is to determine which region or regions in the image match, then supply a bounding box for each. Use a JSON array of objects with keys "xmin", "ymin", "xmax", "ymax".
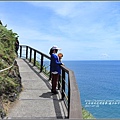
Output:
[
  {"xmin": 100, "ymin": 53, "xmax": 110, "ymax": 59},
  {"xmin": 27, "ymin": 1, "xmax": 84, "ymax": 17},
  {"xmin": 15, "ymin": 28, "xmax": 65, "ymax": 43}
]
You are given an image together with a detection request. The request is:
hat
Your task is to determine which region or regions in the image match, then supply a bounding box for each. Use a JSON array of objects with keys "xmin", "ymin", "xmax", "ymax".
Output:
[{"xmin": 52, "ymin": 45, "xmax": 61, "ymax": 50}]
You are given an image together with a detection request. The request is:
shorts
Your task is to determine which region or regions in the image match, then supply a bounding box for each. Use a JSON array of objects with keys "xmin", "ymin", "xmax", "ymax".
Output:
[{"xmin": 52, "ymin": 71, "xmax": 58, "ymax": 74}]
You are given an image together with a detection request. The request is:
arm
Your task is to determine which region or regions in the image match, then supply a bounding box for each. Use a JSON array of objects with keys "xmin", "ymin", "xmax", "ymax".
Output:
[
  {"xmin": 52, "ymin": 54, "xmax": 62, "ymax": 65},
  {"xmin": 55, "ymin": 59, "xmax": 62, "ymax": 65}
]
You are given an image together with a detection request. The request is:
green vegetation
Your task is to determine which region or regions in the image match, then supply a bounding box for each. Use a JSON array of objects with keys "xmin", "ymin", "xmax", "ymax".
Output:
[
  {"xmin": 31, "ymin": 59, "xmax": 50, "ymax": 76},
  {"xmin": 82, "ymin": 107, "xmax": 95, "ymax": 119},
  {"xmin": 0, "ymin": 24, "xmax": 22, "ymax": 117},
  {"xmin": 0, "ymin": 25, "xmax": 17, "ymax": 66}
]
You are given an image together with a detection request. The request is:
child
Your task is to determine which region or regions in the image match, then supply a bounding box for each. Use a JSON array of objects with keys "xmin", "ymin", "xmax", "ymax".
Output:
[{"xmin": 58, "ymin": 53, "xmax": 63, "ymax": 62}]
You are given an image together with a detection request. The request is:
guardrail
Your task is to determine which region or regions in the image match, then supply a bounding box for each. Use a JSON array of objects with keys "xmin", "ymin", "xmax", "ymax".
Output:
[{"xmin": 19, "ymin": 45, "xmax": 83, "ymax": 119}]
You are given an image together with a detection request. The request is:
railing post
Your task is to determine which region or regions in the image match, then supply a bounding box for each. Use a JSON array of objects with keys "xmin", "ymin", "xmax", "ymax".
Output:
[
  {"xmin": 40, "ymin": 54, "xmax": 43, "ymax": 72},
  {"xmin": 62, "ymin": 69, "xmax": 65, "ymax": 100},
  {"xmin": 20, "ymin": 46, "xmax": 22, "ymax": 58},
  {"xmin": 29, "ymin": 48, "xmax": 32, "ymax": 62},
  {"xmin": 68, "ymin": 76, "xmax": 70, "ymax": 118},
  {"xmin": 33, "ymin": 50, "xmax": 36, "ymax": 66},
  {"xmin": 26, "ymin": 46, "xmax": 28, "ymax": 59}
]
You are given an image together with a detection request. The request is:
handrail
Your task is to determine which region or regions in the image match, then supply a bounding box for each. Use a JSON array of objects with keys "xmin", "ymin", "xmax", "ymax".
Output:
[
  {"xmin": 0, "ymin": 59, "xmax": 16, "ymax": 73},
  {"xmin": 61, "ymin": 65, "xmax": 83, "ymax": 118},
  {"xmin": 19, "ymin": 45, "xmax": 83, "ymax": 119}
]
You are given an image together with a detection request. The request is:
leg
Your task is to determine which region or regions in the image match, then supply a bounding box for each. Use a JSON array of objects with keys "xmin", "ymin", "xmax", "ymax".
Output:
[
  {"xmin": 51, "ymin": 74, "xmax": 59, "ymax": 94},
  {"xmin": 51, "ymin": 74, "xmax": 54, "ymax": 92},
  {"xmin": 51, "ymin": 74, "xmax": 56, "ymax": 92},
  {"xmin": 53, "ymin": 74, "xmax": 59, "ymax": 94},
  {"xmin": 54, "ymin": 74, "xmax": 59, "ymax": 91}
]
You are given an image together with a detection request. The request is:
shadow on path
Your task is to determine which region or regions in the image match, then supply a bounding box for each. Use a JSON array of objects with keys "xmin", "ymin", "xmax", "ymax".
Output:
[{"xmin": 23, "ymin": 59, "xmax": 64, "ymax": 119}]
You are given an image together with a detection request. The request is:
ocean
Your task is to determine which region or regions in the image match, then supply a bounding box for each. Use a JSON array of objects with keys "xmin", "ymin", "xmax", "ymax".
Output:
[{"xmin": 63, "ymin": 60, "xmax": 120, "ymax": 119}]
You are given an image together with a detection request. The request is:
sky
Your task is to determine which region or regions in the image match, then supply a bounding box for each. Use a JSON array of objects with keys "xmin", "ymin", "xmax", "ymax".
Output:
[{"xmin": 0, "ymin": 1, "xmax": 120, "ymax": 60}]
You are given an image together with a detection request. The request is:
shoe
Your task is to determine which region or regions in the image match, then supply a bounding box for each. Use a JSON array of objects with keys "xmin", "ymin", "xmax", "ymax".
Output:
[{"xmin": 51, "ymin": 89, "xmax": 53, "ymax": 93}]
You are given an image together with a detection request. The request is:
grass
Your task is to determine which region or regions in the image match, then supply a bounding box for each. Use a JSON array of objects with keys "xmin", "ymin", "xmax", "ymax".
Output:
[
  {"xmin": 82, "ymin": 107, "xmax": 95, "ymax": 119},
  {"xmin": 0, "ymin": 24, "xmax": 21, "ymax": 117},
  {"xmin": 31, "ymin": 58, "xmax": 50, "ymax": 76}
]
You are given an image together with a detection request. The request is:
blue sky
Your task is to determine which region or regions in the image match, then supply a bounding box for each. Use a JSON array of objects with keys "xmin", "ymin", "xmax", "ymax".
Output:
[{"xmin": 0, "ymin": 1, "xmax": 120, "ymax": 60}]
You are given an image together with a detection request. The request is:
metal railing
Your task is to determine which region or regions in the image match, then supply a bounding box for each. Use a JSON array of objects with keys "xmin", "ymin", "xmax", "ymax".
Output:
[{"xmin": 19, "ymin": 45, "xmax": 83, "ymax": 119}]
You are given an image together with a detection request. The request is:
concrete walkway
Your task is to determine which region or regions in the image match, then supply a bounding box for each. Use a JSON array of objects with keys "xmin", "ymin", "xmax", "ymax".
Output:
[{"xmin": 7, "ymin": 58, "xmax": 67, "ymax": 119}]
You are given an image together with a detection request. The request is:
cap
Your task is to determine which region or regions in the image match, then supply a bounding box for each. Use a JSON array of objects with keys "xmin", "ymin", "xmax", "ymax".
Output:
[{"xmin": 52, "ymin": 45, "xmax": 61, "ymax": 50}]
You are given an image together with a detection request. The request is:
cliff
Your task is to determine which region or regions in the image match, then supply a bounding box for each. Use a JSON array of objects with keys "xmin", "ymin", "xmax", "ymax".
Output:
[{"xmin": 0, "ymin": 23, "xmax": 22, "ymax": 118}]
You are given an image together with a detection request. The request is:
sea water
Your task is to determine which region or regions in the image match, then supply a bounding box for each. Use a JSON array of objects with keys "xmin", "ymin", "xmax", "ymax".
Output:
[{"xmin": 63, "ymin": 60, "xmax": 120, "ymax": 118}]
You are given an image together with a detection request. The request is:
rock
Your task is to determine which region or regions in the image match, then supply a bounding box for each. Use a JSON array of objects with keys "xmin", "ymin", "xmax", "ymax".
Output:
[
  {"xmin": 1, "ymin": 111, "xmax": 6, "ymax": 119},
  {"xmin": 16, "ymin": 86, "xmax": 22, "ymax": 93},
  {"xmin": 0, "ymin": 97, "xmax": 6, "ymax": 119},
  {"xmin": 0, "ymin": 92, "xmax": 2, "ymax": 97},
  {"xmin": 8, "ymin": 93, "xmax": 17, "ymax": 102}
]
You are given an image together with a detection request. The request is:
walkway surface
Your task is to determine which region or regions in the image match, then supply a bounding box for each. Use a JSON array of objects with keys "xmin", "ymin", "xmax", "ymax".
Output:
[{"xmin": 6, "ymin": 58, "xmax": 67, "ymax": 119}]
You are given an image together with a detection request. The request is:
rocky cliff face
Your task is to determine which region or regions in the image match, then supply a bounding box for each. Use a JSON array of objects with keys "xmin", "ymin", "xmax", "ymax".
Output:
[{"xmin": 0, "ymin": 23, "xmax": 22, "ymax": 118}]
